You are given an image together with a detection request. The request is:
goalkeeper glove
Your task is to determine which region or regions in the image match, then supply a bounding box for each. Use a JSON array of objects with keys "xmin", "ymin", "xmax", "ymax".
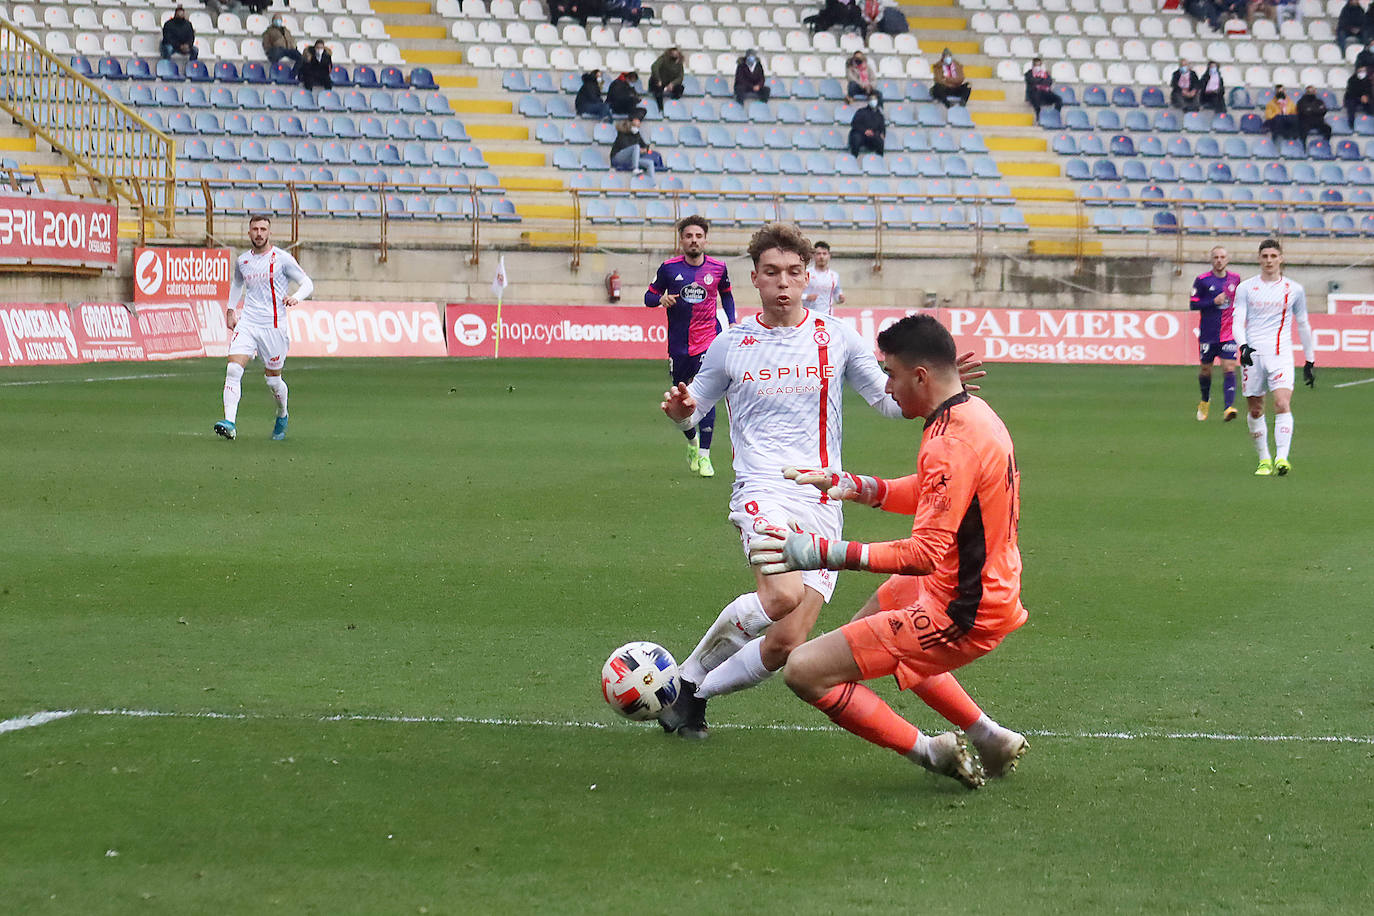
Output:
[
  {"xmin": 1239, "ymin": 344, "xmax": 1255, "ymax": 367},
  {"xmin": 1303, "ymin": 361, "xmax": 1315, "ymax": 387},
  {"xmin": 748, "ymin": 520, "xmax": 859, "ymax": 575},
  {"xmin": 782, "ymin": 467, "xmax": 886, "ymax": 506}
]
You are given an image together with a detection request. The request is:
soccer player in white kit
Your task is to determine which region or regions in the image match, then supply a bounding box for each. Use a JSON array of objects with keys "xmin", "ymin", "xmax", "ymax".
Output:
[
  {"xmin": 214, "ymin": 215, "xmax": 313, "ymax": 441},
  {"xmin": 1232, "ymin": 238, "xmax": 1315, "ymax": 477},
  {"xmin": 800, "ymin": 240, "xmax": 845, "ymax": 315},
  {"xmin": 656, "ymin": 223, "xmax": 983, "ymax": 739}
]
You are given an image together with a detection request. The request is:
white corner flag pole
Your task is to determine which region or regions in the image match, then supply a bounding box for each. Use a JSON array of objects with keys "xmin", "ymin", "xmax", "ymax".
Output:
[{"xmin": 491, "ymin": 255, "xmax": 508, "ymax": 359}]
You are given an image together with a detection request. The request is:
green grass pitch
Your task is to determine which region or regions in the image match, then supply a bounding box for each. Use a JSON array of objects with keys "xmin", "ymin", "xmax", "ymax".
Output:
[{"xmin": 2, "ymin": 357, "xmax": 1372, "ymax": 914}]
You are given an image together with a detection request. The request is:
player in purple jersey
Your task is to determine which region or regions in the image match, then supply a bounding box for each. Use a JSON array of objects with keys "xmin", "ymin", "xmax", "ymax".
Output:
[
  {"xmin": 1189, "ymin": 245, "xmax": 1242, "ymax": 422},
  {"xmin": 645, "ymin": 216, "xmax": 737, "ymax": 478}
]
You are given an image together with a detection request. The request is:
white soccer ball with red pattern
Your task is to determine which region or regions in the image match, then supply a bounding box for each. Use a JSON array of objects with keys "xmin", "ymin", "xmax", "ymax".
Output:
[{"xmin": 601, "ymin": 641, "xmax": 681, "ymax": 721}]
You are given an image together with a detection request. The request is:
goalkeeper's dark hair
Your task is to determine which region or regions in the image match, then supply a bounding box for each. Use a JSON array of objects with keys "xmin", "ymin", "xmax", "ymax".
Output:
[
  {"xmin": 676, "ymin": 214, "xmax": 709, "ymax": 236},
  {"xmin": 876, "ymin": 314, "xmax": 958, "ymax": 370},
  {"xmin": 1258, "ymin": 238, "xmax": 1282, "ymax": 254},
  {"xmin": 746, "ymin": 221, "xmax": 813, "ymax": 267}
]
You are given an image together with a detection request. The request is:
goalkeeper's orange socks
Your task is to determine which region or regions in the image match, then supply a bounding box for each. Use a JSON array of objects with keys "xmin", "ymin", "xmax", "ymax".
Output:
[
  {"xmin": 809, "ymin": 682, "xmax": 923, "ymax": 755},
  {"xmin": 909, "ymin": 672, "xmax": 982, "ymax": 730}
]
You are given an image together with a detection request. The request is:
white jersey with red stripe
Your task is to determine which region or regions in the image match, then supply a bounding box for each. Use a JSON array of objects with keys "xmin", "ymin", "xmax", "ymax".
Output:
[
  {"xmin": 1233, "ymin": 274, "xmax": 1310, "ymax": 358},
  {"xmin": 230, "ymin": 246, "xmax": 313, "ymax": 329},
  {"xmin": 680, "ymin": 310, "xmax": 901, "ymax": 500}
]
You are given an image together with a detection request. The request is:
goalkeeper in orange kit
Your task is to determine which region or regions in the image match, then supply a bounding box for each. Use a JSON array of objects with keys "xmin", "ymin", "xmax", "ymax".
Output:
[{"xmin": 749, "ymin": 313, "xmax": 1029, "ymax": 789}]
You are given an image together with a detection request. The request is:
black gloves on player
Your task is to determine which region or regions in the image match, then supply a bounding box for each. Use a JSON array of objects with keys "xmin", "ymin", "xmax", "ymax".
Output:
[
  {"xmin": 1303, "ymin": 360, "xmax": 1315, "ymax": 387},
  {"xmin": 1239, "ymin": 344, "xmax": 1255, "ymax": 367}
]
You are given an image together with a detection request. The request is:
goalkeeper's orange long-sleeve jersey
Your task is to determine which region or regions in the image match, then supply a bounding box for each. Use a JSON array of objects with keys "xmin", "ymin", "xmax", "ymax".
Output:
[{"xmin": 866, "ymin": 392, "xmax": 1026, "ymax": 637}]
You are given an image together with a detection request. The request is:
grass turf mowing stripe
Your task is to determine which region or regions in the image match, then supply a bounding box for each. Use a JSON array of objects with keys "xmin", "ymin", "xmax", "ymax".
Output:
[{"xmin": 6, "ymin": 708, "xmax": 1373, "ymax": 745}]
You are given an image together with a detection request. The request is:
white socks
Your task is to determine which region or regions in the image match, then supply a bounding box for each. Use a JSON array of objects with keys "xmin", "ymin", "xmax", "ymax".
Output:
[
  {"xmin": 266, "ymin": 375, "xmax": 289, "ymax": 418},
  {"xmin": 1247, "ymin": 413, "xmax": 1270, "ymax": 460},
  {"xmin": 903, "ymin": 731, "xmax": 934, "ymax": 764},
  {"xmin": 698, "ymin": 636, "xmax": 774, "ymax": 699},
  {"xmin": 679, "ymin": 592, "xmax": 773, "ymax": 685},
  {"xmin": 223, "ymin": 362, "xmax": 244, "ymax": 422},
  {"xmin": 1274, "ymin": 411, "xmax": 1293, "ymax": 460},
  {"xmin": 964, "ymin": 713, "xmax": 1002, "ymax": 749}
]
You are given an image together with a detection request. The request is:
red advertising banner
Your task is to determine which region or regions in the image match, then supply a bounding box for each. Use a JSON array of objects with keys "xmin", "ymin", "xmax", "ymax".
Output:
[
  {"xmin": 445, "ymin": 303, "xmax": 1374, "ymax": 368},
  {"xmin": 133, "ymin": 247, "xmax": 234, "ymax": 304},
  {"xmin": 0, "ymin": 194, "xmax": 117, "ymax": 270},
  {"xmin": 1325, "ymin": 294, "xmax": 1374, "ymax": 316},
  {"xmin": 134, "ymin": 303, "xmax": 206, "ymax": 359},
  {"xmin": 73, "ymin": 302, "xmax": 145, "ymax": 362},
  {"xmin": 445, "ymin": 303, "xmax": 668, "ymax": 358},
  {"xmin": 0, "ymin": 303, "xmax": 79, "ymax": 365},
  {"xmin": 286, "ymin": 301, "xmax": 446, "ymax": 357}
]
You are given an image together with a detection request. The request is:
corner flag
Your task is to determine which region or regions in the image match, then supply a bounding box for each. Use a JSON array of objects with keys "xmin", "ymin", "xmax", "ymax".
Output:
[{"xmin": 492, "ymin": 256, "xmax": 508, "ymax": 358}]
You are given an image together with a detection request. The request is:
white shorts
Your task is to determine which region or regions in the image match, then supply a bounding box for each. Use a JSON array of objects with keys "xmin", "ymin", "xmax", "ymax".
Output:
[
  {"xmin": 728, "ymin": 486, "xmax": 843, "ymax": 602},
  {"xmin": 228, "ymin": 323, "xmax": 289, "ymax": 370},
  {"xmin": 1241, "ymin": 349, "xmax": 1293, "ymax": 398}
]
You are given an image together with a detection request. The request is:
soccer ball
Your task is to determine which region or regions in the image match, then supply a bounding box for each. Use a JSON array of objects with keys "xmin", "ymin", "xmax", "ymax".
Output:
[{"xmin": 601, "ymin": 641, "xmax": 681, "ymax": 721}]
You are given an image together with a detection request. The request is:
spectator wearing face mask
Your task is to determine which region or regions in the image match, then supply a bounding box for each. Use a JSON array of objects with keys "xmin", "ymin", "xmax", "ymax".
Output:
[
  {"xmin": 606, "ymin": 71, "xmax": 643, "ymax": 117},
  {"xmin": 1170, "ymin": 60, "xmax": 1201, "ymax": 111},
  {"xmin": 1344, "ymin": 66, "xmax": 1374, "ymax": 128},
  {"xmin": 848, "ymin": 96, "xmax": 886, "ymax": 157},
  {"xmin": 845, "ymin": 51, "xmax": 881, "ymax": 104},
  {"xmin": 931, "ymin": 48, "xmax": 970, "ymax": 108},
  {"xmin": 1263, "ymin": 86, "xmax": 1299, "ymax": 140},
  {"xmin": 649, "ymin": 47, "xmax": 686, "ymax": 111},
  {"xmin": 610, "ymin": 110, "xmax": 664, "ymax": 177},
  {"xmin": 1199, "ymin": 61, "xmax": 1226, "ymax": 113},
  {"xmin": 1356, "ymin": 40, "xmax": 1374, "ymax": 73},
  {"xmin": 1296, "ymin": 85, "xmax": 1332, "ymax": 142},
  {"xmin": 262, "ymin": 16, "xmax": 303, "ymax": 71},
  {"xmin": 300, "ymin": 40, "xmax": 332, "ymax": 91},
  {"xmin": 1023, "ymin": 57, "xmax": 1062, "ymax": 116},
  {"xmin": 576, "ymin": 69, "xmax": 614, "ymax": 120},
  {"xmin": 734, "ymin": 51, "xmax": 770, "ymax": 104}
]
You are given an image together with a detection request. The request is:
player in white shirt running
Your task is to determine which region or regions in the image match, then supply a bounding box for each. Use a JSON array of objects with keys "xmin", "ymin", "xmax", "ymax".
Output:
[
  {"xmin": 214, "ymin": 215, "xmax": 313, "ymax": 442},
  {"xmin": 1232, "ymin": 238, "xmax": 1315, "ymax": 477},
  {"xmin": 800, "ymin": 240, "xmax": 845, "ymax": 314},
  {"xmin": 656, "ymin": 222, "xmax": 983, "ymax": 740}
]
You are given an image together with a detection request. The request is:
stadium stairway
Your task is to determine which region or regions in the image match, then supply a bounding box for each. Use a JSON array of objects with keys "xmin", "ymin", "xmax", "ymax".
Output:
[
  {"xmin": 907, "ymin": 0, "xmax": 1096, "ymax": 253},
  {"xmin": 367, "ymin": 0, "xmax": 594, "ymax": 246},
  {"xmin": 0, "ymin": 120, "xmax": 141, "ymax": 233}
]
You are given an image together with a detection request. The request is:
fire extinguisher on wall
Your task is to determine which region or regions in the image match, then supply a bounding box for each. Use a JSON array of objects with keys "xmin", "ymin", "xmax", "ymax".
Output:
[{"xmin": 606, "ymin": 269, "xmax": 621, "ymax": 302}]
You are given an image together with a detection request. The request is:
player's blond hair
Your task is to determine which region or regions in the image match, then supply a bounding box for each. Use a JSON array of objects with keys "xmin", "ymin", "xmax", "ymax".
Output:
[{"xmin": 746, "ymin": 222, "xmax": 813, "ymax": 267}]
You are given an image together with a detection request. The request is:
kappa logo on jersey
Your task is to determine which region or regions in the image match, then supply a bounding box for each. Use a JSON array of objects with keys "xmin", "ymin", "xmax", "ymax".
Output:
[
  {"xmin": 679, "ymin": 282, "xmax": 707, "ymax": 305},
  {"xmin": 813, "ymin": 328, "xmax": 831, "ymax": 346},
  {"xmin": 739, "ymin": 335, "xmax": 758, "ymax": 347}
]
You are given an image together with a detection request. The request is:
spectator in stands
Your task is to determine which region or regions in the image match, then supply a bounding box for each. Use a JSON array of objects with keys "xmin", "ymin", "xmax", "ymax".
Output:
[
  {"xmin": 1263, "ymin": 86, "xmax": 1299, "ymax": 140},
  {"xmin": 931, "ymin": 48, "xmax": 970, "ymax": 108},
  {"xmin": 1337, "ymin": 0, "xmax": 1366, "ymax": 53},
  {"xmin": 1297, "ymin": 85, "xmax": 1333, "ymax": 142},
  {"xmin": 262, "ymin": 16, "xmax": 304, "ymax": 72},
  {"xmin": 1200, "ymin": 61, "xmax": 1226, "ymax": 113},
  {"xmin": 848, "ymin": 96, "xmax": 886, "ymax": 157},
  {"xmin": 1170, "ymin": 59, "xmax": 1201, "ymax": 111},
  {"xmin": 243, "ymin": 0, "xmax": 271, "ymax": 16},
  {"xmin": 1247, "ymin": 0, "xmax": 1279, "ymax": 27},
  {"xmin": 606, "ymin": 71, "xmax": 643, "ymax": 116},
  {"xmin": 1356, "ymin": 39, "xmax": 1374, "ymax": 72},
  {"xmin": 160, "ymin": 5, "xmax": 199, "ymax": 61},
  {"xmin": 602, "ymin": 0, "xmax": 647, "ymax": 25},
  {"xmin": 649, "ymin": 48, "xmax": 685, "ymax": 111},
  {"xmin": 1023, "ymin": 57, "xmax": 1062, "ymax": 117},
  {"xmin": 734, "ymin": 51, "xmax": 770, "ymax": 104},
  {"xmin": 1344, "ymin": 66, "xmax": 1373, "ymax": 128},
  {"xmin": 1183, "ymin": 0, "xmax": 1226, "ymax": 32},
  {"xmin": 576, "ymin": 69, "xmax": 614, "ymax": 120},
  {"xmin": 300, "ymin": 40, "xmax": 332, "ymax": 91},
  {"xmin": 549, "ymin": 0, "xmax": 594, "ymax": 27},
  {"xmin": 804, "ymin": 0, "xmax": 864, "ymax": 36},
  {"xmin": 610, "ymin": 110, "xmax": 664, "ymax": 177},
  {"xmin": 845, "ymin": 51, "xmax": 881, "ymax": 104}
]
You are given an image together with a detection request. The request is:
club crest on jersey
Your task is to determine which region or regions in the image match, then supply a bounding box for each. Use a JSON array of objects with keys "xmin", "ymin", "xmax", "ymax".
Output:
[
  {"xmin": 703, "ymin": 274, "xmax": 714, "ymax": 285},
  {"xmin": 680, "ymin": 282, "xmax": 707, "ymax": 304},
  {"xmin": 813, "ymin": 328, "xmax": 831, "ymax": 346}
]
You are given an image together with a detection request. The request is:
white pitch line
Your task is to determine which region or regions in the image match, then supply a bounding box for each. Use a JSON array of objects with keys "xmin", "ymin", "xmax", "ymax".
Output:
[
  {"xmin": 1332, "ymin": 376, "xmax": 1374, "ymax": 389},
  {"xmin": 3, "ymin": 708, "xmax": 1373, "ymax": 746},
  {"xmin": 0, "ymin": 372, "xmax": 187, "ymax": 387}
]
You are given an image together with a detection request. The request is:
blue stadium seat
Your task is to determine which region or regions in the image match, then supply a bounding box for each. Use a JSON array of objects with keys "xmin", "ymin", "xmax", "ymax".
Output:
[
  {"xmin": 542, "ymin": 96, "xmax": 573, "ymax": 119},
  {"xmin": 1213, "ymin": 112, "xmax": 1238, "ymax": 133},
  {"xmin": 920, "ymin": 154, "xmax": 949, "ymax": 177},
  {"xmin": 1140, "ymin": 86, "xmax": 1166, "ymax": 108},
  {"xmin": 251, "ymin": 113, "xmax": 279, "ymax": 136},
  {"xmin": 296, "ymin": 141, "xmax": 324, "ymax": 165},
  {"xmin": 1112, "ymin": 87, "xmax": 1137, "ymax": 108},
  {"xmin": 931, "ymin": 130, "xmax": 958, "ymax": 153},
  {"xmin": 1213, "ymin": 212, "xmax": 1240, "ymax": 232},
  {"xmin": 1336, "ymin": 138, "xmax": 1361, "ymax": 160},
  {"xmin": 1136, "ymin": 134, "xmax": 1164, "ymax": 157},
  {"xmin": 579, "ymin": 147, "xmax": 610, "ymax": 170},
  {"xmin": 1140, "ymin": 184, "xmax": 1166, "ymax": 207},
  {"xmin": 1092, "ymin": 208, "xmax": 1120, "ymax": 232},
  {"xmin": 371, "ymin": 91, "xmax": 399, "ymax": 115},
  {"xmin": 349, "ymin": 141, "xmax": 377, "ymax": 166},
  {"xmin": 129, "ymin": 85, "xmax": 156, "ymax": 107},
  {"xmin": 1228, "ymin": 87, "xmax": 1253, "ymax": 110},
  {"xmin": 1319, "ymin": 162, "xmax": 1347, "ymax": 184},
  {"xmin": 184, "ymin": 86, "xmax": 210, "ymax": 109},
  {"xmin": 1182, "ymin": 209, "xmax": 1208, "ymax": 234},
  {"xmin": 1079, "ymin": 134, "xmax": 1106, "ymax": 156},
  {"xmin": 68, "ymin": 56, "xmax": 94, "ymax": 78},
  {"xmin": 1276, "ymin": 213, "xmax": 1299, "ymax": 236},
  {"xmin": 1308, "ymin": 138, "xmax": 1334, "ymax": 160},
  {"xmin": 1083, "ymin": 85, "xmax": 1108, "ymax": 107},
  {"xmin": 410, "ymin": 68, "xmax": 437, "ymax": 91},
  {"xmin": 1091, "ymin": 159, "xmax": 1118, "ymax": 181},
  {"xmin": 376, "ymin": 143, "xmax": 402, "ymax": 166},
  {"xmin": 1124, "ymin": 109, "xmax": 1150, "ymax": 132},
  {"xmin": 1095, "ymin": 109, "xmax": 1122, "ymax": 132},
  {"xmin": 222, "ymin": 112, "xmax": 250, "ymax": 135},
  {"xmin": 706, "ymin": 124, "xmax": 734, "ymax": 148},
  {"xmin": 529, "ymin": 71, "xmax": 556, "ymax": 93},
  {"xmin": 1222, "ymin": 136, "xmax": 1250, "ymax": 158},
  {"xmin": 1182, "ymin": 111, "xmax": 1212, "ymax": 133},
  {"xmin": 167, "ymin": 111, "xmax": 195, "ymax": 134},
  {"xmin": 818, "ymin": 78, "xmax": 846, "ymax": 100},
  {"xmin": 1038, "ymin": 108, "xmax": 1064, "ymax": 130},
  {"xmin": 386, "ymin": 117, "xmax": 415, "ymax": 140},
  {"xmin": 1291, "ymin": 187, "xmax": 1317, "ymax": 209},
  {"xmin": 271, "ymin": 61, "xmax": 296, "ymax": 85},
  {"xmin": 1152, "ymin": 211, "xmax": 1178, "ymax": 233},
  {"xmin": 127, "ymin": 59, "xmax": 153, "ymax": 81},
  {"xmin": 243, "ymin": 139, "xmax": 269, "ymax": 163},
  {"xmin": 1239, "ymin": 113, "xmax": 1265, "ymax": 134},
  {"xmin": 156, "ymin": 59, "xmax": 183, "ymax": 82},
  {"xmin": 194, "ymin": 112, "xmax": 221, "ymax": 135},
  {"xmin": 281, "ymin": 164, "xmax": 311, "ymax": 186},
  {"xmin": 329, "ymin": 65, "xmax": 352, "ymax": 89},
  {"xmin": 1210, "ymin": 161, "xmax": 1234, "ymax": 183},
  {"xmin": 947, "ymin": 107, "xmax": 974, "ymax": 128},
  {"xmin": 917, "ymin": 104, "xmax": 947, "ymax": 127},
  {"xmin": 1179, "ymin": 160, "xmax": 1205, "ymax": 182},
  {"xmin": 98, "ymin": 58, "xmax": 126, "ymax": 80},
  {"xmin": 380, "ymin": 67, "xmax": 407, "ymax": 90},
  {"xmin": 1230, "ymin": 186, "xmax": 1257, "ymax": 208},
  {"xmin": 1109, "ymin": 134, "xmax": 1135, "ymax": 156},
  {"xmin": 1352, "ymin": 164, "xmax": 1374, "ymax": 185},
  {"xmin": 1053, "ymin": 133, "xmax": 1078, "ymax": 156},
  {"xmin": 720, "ymin": 100, "xmax": 749, "ymax": 123},
  {"xmin": 1278, "ymin": 138, "xmax": 1304, "ymax": 159},
  {"xmin": 791, "ymin": 77, "xmax": 819, "ymax": 100},
  {"xmin": 1120, "ymin": 159, "xmax": 1148, "ymax": 181},
  {"xmin": 1080, "ymin": 183, "xmax": 1106, "ymax": 206},
  {"xmin": 1167, "ymin": 136, "xmax": 1192, "ymax": 157},
  {"xmin": 264, "ymin": 87, "xmax": 291, "ymax": 111},
  {"xmin": 1263, "ymin": 161, "xmax": 1291, "ymax": 184},
  {"xmin": 1291, "ymin": 162, "xmax": 1318, "ymax": 185},
  {"xmin": 1197, "ymin": 185, "xmax": 1227, "ymax": 207},
  {"xmin": 1332, "ymin": 213, "xmax": 1358, "ymax": 236},
  {"xmin": 1064, "ymin": 158, "xmax": 1090, "ymax": 180},
  {"xmin": 1194, "ymin": 135, "xmax": 1221, "ymax": 158},
  {"xmin": 212, "ymin": 138, "xmax": 240, "ymax": 161},
  {"xmin": 1241, "ymin": 212, "xmax": 1269, "ymax": 235},
  {"xmin": 279, "ymin": 115, "xmax": 305, "ymax": 138},
  {"xmin": 1235, "ymin": 161, "xmax": 1263, "ymax": 183},
  {"xmin": 398, "ymin": 92, "xmax": 426, "ymax": 116},
  {"xmin": 354, "ymin": 66, "xmax": 379, "ymax": 89},
  {"xmin": 1154, "ymin": 111, "xmax": 1181, "ymax": 133},
  {"xmin": 183, "ymin": 138, "xmax": 211, "ymax": 161},
  {"xmin": 1118, "ymin": 209, "xmax": 1147, "ymax": 232}
]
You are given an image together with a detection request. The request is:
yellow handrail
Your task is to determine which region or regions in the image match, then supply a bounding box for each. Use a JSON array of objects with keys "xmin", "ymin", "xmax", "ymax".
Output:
[{"xmin": 0, "ymin": 19, "xmax": 175, "ymax": 233}]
